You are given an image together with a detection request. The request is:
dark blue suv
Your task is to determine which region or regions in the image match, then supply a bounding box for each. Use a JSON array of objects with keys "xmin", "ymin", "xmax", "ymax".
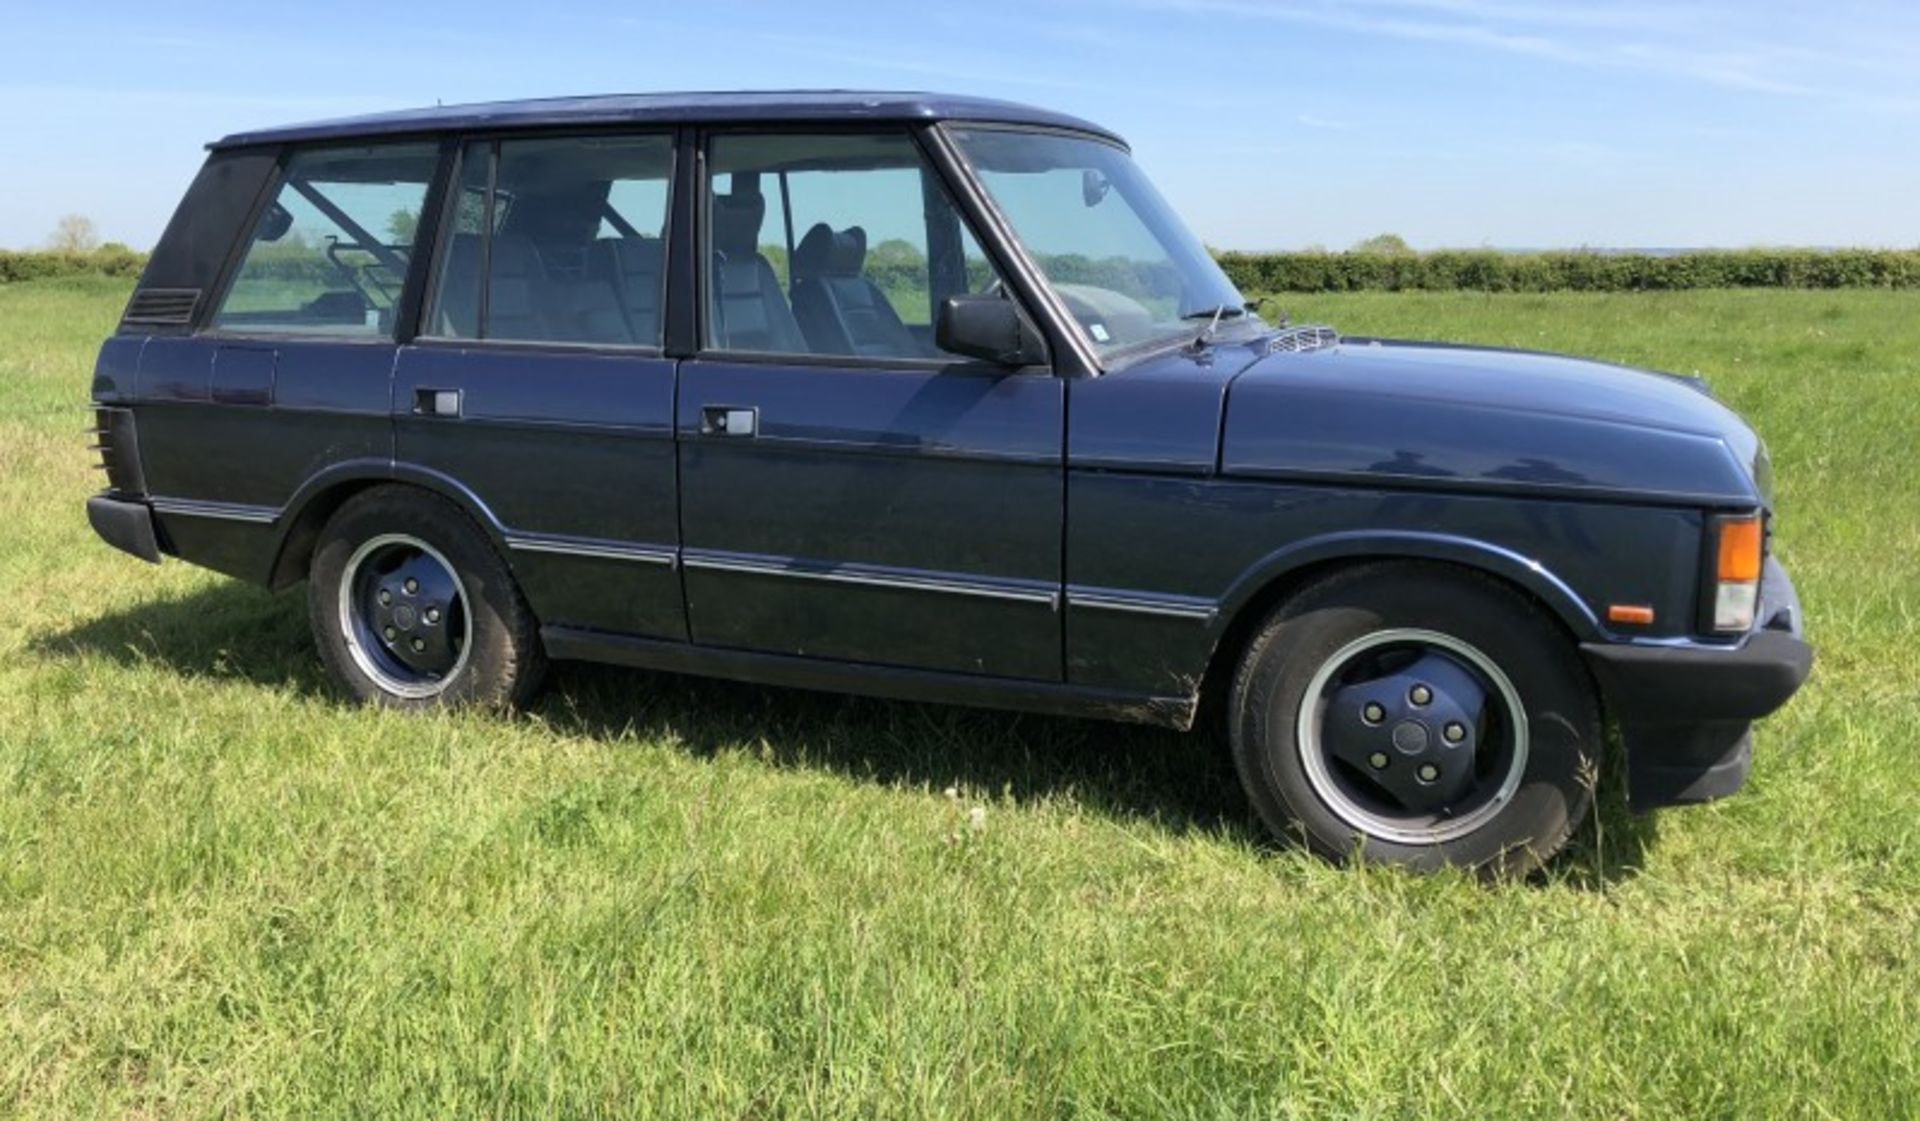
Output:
[{"xmin": 85, "ymin": 92, "xmax": 1811, "ymax": 873}]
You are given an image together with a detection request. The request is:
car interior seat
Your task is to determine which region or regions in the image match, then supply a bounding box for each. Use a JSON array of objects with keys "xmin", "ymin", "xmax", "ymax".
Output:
[
  {"xmin": 708, "ymin": 183, "xmax": 807, "ymax": 353},
  {"xmin": 790, "ymin": 223, "xmax": 923, "ymax": 359}
]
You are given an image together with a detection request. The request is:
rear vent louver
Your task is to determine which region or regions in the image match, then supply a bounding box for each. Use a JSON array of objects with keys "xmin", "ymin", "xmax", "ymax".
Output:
[
  {"xmin": 88, "ymin": 406, "xmax": 147, "ymax": 495},
  {"xmin": 120, "ymin": 287, "xmax": 201, "ymax": 328}
]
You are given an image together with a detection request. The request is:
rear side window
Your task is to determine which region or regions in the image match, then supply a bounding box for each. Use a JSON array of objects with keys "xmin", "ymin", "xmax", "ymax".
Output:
[
  {"xmin": 212, "ymin": 143, "xmax": 439, "ymax": 338},
  {"xmin": 426, "ymin": 134, "xmax": 673, "ymax": 347}
]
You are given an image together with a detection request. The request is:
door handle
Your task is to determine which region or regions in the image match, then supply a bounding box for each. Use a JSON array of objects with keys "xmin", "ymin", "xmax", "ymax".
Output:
[
  {"xmin": 414, "ymin": 387, "xmax": 462, "ymax": 418},
  {"xmin": 700, "ymin": 405, "xmax": 758, "ymax": 437}
]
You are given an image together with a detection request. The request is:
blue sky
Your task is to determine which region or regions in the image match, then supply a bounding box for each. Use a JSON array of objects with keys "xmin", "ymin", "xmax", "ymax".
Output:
[{"xmin": 3, "ymin": 0, "xmax": 1917, "ymax": 250}]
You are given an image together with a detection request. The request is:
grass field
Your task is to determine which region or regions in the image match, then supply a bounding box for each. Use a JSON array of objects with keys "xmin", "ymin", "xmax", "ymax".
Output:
[{"xmin": 3, "ymin": 275, "xmax": 1917, "ymax": 1117}]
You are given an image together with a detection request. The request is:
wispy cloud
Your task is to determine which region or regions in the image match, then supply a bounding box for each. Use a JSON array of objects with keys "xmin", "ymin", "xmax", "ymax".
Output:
[{"xmin": 1095, "ymin": 0, "xmax": 1920, "ymax": 111}]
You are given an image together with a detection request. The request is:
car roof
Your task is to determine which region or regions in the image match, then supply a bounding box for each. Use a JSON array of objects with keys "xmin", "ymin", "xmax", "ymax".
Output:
[{"xmin": 210, "ymin": 90, "xmax": 1124, "ymax": 150}]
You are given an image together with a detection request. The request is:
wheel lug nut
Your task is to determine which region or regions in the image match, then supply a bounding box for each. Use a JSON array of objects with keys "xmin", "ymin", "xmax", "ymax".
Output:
[
  {"xmin": 1410, "ymin": 684, "xmax": 1432, "ymax": 706},
  {"xmin": 1368, "ymin": 751, "xmax": 1389, "ymax": 770},
  {"xmin": 378, "ymin": 590, "xmax": 391, "ymax": 606},
  {"xmin": 1444, "ymin": 722, "xmax": 1466, "ymax": 743},
  {"xmin": 404, "ymin": 578, "xmax": 419, "ymax": 594},
  {"xmin": 1417, "ymin": 763, "xmax": 1440, "ymax": 782},
  {"xmin": 1362, "ymin": 702, "xmax": 1385, "ymax": 725},
  {"xmin": 426, "ymin": 607, "xmax": 440, "ymax": 624},
  {"xmin": 411, "ymin": 638, "xmax": 426, "ymax": 653},
  {"xmin": 383, "ymin": 626, "xmax": 397, "ymax": 641}
]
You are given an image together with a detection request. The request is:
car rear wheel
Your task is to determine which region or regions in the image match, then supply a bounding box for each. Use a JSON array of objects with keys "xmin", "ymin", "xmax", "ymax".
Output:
[
  {"xmin": 1229, "ymin": 562, "xmax": 1601, "ymax": 876},
  {"xmin": 308, "ymin": 486, "xmax": 544, "ymax": 709}
]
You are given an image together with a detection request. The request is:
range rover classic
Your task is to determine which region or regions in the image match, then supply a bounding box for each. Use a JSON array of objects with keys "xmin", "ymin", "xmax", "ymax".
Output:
[{"xmin": 86, "ymin": 92, "xmax": 1812, "ymax": 873}]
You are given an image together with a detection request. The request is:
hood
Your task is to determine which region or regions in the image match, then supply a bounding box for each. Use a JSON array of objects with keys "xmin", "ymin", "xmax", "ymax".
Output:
[{"xmin": 1218, "ymin": 337, "xmax": 1768, "ymax": 508}]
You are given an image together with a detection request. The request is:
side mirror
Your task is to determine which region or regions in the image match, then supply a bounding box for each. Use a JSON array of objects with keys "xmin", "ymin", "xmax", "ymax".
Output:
[
  {"xmin": 936, "ymin": 295, "xmax": 1047, "ymax": 368},
  {"xmin": 1082, "ymin": 168, "xmax": 1111, "ymax": 208}
]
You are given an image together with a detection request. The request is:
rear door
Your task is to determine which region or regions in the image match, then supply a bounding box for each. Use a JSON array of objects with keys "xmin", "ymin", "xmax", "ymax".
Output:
[
  {"xmin": 675, "ymin": 129, "xmax": 1065, "ymax": 680},
  {"xmin": 392, "ymin": 132, "xmax": 685, "ymax": 640},
  {"xmin": 133, "ymin": 143, "xmax": 439, "ymax": 577}
]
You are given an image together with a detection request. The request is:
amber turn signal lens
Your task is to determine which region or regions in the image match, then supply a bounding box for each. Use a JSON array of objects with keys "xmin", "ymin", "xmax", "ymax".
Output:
[
  {"xmin": 1716, "ymin": 517, "xmax": 1763, "ymax": 583},
  {"xmin": 1607, "ymin": 604, "xmax": 1655, "ymax": 625}
]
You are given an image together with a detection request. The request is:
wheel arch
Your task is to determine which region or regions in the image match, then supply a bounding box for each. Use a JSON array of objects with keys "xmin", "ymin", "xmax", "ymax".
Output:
[
  {"xmin": 267, "ymin": 461, "xmax": 510, "ymax": 590},
  {"xmin": 1195, "ymin": 532, "xmax": 1605, "ymax": 720}
]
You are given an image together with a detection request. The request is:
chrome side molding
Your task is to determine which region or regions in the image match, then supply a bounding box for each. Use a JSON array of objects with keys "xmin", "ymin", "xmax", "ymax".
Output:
[{"xmin": 503, "ymin": 533, "xmax": 678, "ymax": 567}]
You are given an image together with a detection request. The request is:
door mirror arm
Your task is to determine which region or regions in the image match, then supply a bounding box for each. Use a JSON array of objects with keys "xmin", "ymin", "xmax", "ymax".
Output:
[{"xmin": 935, "ymin": 295, "xmax": 1048, "ymax": 368}]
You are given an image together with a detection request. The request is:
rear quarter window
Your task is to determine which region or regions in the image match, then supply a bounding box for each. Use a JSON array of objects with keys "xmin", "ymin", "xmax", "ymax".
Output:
[{"xmin": 211, "ymin": 143, "xmax": 440, "ymax": 339}]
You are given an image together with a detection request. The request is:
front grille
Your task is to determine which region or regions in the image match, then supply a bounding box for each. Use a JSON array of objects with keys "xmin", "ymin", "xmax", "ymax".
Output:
[
  {"xmin": 88, "ymin": 406, "xmax": 147, "ymax": 495},
  {"xmin": 120, "ymin": 287, "xmax": 201, "ymax": 328},
  {"xmin": 1269, "ymin": 325, "xmax": 1341, "ymax": 354}
]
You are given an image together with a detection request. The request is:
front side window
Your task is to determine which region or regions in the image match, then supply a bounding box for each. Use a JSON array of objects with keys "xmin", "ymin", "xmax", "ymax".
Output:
[
  {"xmin": 703, "ymin": 131, "xmax": 1010, "ymax": 362},
  {"xmin": 427, "ymin": 133, "xmax": 673, "ymax": 346},
  {"xmin": 949, "ymin": 128, "xmax": 1251, "ymax": 359},
  {"xmin": 213, "ymin": 143, "xmax": 439, "ymax": 338}
]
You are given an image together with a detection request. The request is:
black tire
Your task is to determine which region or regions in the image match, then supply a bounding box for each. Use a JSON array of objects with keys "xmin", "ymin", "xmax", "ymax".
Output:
[
  {"xmin": 308, "ymin": 485, "xmax": 545, "ymax": 709},
  {"xmin": 1228, "ymin": 562, "xmax": 1601, "ymax": 876}
]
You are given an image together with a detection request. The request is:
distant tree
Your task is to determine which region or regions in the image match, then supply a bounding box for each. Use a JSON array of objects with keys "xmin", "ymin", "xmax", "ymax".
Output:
[
  {"xmin": 48, "ymin": 214, "xmax": 100, "ymax": 253},
  {"xmin": 1351, "ymin": 232, "xmax": 1414, "ymax": 255},
  {"xmin": 387, "ymin": 208, "xmax": 420, "ymax": 245},
  {"xmin": 866, "ymin": 237, "xmax": 927, "ymax": 271}
]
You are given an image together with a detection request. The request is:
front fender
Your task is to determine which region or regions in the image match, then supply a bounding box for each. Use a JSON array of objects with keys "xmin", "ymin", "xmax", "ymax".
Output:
[{"xmin": 1214, "ymin": 529, "xmax": 1605, "ymax": 643}]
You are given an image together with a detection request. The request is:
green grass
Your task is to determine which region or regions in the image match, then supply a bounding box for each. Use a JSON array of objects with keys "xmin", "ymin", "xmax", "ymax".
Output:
[{"xmin": 3, "ymin": 276, "xmax": 1918, "ymax": 1117}]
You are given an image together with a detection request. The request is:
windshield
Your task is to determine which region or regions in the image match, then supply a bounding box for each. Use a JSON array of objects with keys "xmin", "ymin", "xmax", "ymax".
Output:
[{"xmin": 949, "ymin": 127, "xmax": 1249, "ymax": 360}]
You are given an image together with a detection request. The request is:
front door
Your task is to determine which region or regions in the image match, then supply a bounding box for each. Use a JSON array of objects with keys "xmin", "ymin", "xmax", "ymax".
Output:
[
  {"xmin": 394, "ymin": 132, "xmax": 685, "ymax": 640},
  {"xmin": 676, "ymin": 129, "xmax": 1064, "ymax": 680}
]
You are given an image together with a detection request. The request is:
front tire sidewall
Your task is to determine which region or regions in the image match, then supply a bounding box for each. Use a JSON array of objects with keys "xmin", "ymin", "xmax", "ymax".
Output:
[
  {"xmin": 308, "ymin": 488, "xmax": 541, "ymax": 710},
  {"xmin": 1232, "ymin": 567, "xmax": 1599, "ymax": 874}
]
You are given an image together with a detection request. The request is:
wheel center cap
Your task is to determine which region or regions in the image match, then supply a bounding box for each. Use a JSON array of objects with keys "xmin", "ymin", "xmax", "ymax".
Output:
[
  {"xmin": 1391, "ymin": 720, "xmax": 1430, "ymax": 754},
  {"xmin": 392, "ymin": 604, "xmax": 417, "ymax": 631}
]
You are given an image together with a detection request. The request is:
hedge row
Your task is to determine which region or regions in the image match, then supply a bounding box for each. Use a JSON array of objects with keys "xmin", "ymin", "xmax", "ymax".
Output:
[
  {"xmin": 9, "ymin": 245, "xmax": 1920, "ymax": 292},
  {"xmin": 1215, "ymin": 248, "xmax": 1920, "ymax": 293},
  {"xmin": 0, "ymin": 246, "xmax": 148, "ymax": 283}
]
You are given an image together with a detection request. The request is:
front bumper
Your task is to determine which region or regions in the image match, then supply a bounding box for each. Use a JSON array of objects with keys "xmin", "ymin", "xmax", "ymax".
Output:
[
  {"xmin": 86, "ymin": 493, "xmax": 163, "ymax": 564},
  {"xmin": 1581, "ymin": 556, "xmax": 1812, "ymax": 810}
]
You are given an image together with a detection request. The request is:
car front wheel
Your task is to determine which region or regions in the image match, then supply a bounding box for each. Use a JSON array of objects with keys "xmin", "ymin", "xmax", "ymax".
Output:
[{"xmin": 1229, "ymin": 562, "xmax": 1602, "ymax": 876}]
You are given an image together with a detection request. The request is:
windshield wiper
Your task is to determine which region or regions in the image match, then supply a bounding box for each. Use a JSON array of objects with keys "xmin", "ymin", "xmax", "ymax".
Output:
[{"xmin": 1183, "ymin": 303, "xmax": 1249, "ymax": 351}]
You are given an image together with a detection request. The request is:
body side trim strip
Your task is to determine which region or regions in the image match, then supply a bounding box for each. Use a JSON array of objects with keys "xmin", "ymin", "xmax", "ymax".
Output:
[
  {"xmin": 504, "ymin": 532, "xmax": 677, "ymax": 567},
  {"xmin": 682, "ymin": 548, "xmax": 1059, "ymax": 608},
  {"xmin": 686, "ymin": 429, "xmax": 1059, "ymax": 468},
  {"xmin": 1218, "ymin": 462, "xmax": 1751, "ymax": 510},
  {"xmin": 1066, "ymin": 587, "xmax": 1219, "ymax": 622},
  {"xmin": 149, "ymin": 496, "xmax": 280, "ymax": 524},
  {"xmin": 419, "ymin": 413, "xmax": 675, "ymax": 439}
]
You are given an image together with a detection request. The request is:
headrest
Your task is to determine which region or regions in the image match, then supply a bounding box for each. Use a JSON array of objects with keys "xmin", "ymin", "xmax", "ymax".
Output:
[
  {"xmin": 793, "ymin": 223, "xmax": 868, "ymax": 278},
  {"xmin": 711, "ymin": 190, "xmax": 766, "ymax": 257}
]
